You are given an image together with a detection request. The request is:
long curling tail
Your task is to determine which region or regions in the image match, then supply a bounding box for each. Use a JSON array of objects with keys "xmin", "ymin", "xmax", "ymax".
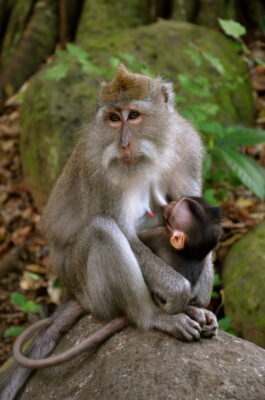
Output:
[{"xmin": 0, "ymin": 299, "xmax": 84, "ymax": 400}]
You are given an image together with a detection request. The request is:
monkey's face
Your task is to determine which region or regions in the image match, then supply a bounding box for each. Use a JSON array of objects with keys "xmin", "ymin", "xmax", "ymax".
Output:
[{"xmin": 96, "ymin": 101, "xmax": 170, "ymax": 185}]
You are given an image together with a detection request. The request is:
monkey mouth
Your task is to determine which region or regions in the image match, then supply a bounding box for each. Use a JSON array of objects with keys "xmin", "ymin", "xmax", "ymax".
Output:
[{"xmin": 120, "ymin": 155, "xmax": 143, "ymax": 165}]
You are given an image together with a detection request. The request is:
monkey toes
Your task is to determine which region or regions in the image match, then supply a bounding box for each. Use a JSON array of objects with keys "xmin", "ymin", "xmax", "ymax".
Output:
[{"xmin": 186, "ymin": 306, "xmax": 218, "ymax": 338}]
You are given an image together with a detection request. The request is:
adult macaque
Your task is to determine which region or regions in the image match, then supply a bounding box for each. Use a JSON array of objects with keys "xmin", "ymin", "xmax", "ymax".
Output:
[
  {"xmin": 11, "ymin": 196, "xmax": 221, "ymax": 371},
  {"xmin": 0, "ymin": 65, "xmax": 218, "ymax": 399}
]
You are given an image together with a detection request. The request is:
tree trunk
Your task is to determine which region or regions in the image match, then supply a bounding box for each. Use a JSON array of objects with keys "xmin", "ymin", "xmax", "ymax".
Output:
[
  {"xmin": 0, "ymin": 0, "xmax": 58, "ymax": 105},
  {"xmin": 0, "ymin": 0, "xmax": 37, "ymax": 69}
]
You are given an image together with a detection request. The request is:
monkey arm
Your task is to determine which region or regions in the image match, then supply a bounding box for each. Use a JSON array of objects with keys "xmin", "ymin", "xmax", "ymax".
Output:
[
  {"xmin": 185, "ymin": 253, "xmax": 218, "ymax": 337},
  {"xmin": 189, "ymin": 253, "xmax": 214, "ymax": 308},
  {"xmin": 130, "ymin": 236, "xmax": 192, "ymax": 315}
]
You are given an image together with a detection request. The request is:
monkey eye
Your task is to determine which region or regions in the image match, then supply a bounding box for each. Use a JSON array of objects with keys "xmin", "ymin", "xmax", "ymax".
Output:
[
  {"xmin": 128, "ymin": 111, "xmax": 139, "ymax": 120},
  {"xmin": 109, "ymin": 113, "xmax": 121, "ymax": 122}
]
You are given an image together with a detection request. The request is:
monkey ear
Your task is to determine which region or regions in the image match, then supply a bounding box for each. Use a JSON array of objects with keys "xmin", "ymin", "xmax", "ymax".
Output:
[
  {"xmin": 161, "ymin": 82, "xmax": 175, "ymax": 112},
  {"xmin": 170, "ymin": 230, "xmax": 185, "ymax": 250}
]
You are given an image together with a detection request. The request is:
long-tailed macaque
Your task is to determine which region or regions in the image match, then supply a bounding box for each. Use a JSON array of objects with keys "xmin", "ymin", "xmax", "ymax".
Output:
[
  {"xmin": 0, "ymin": 65, "xmax": 218, "ymax": 400},
  {"xmin": 11, "ymin": 196, "xmax": 221, "ymax": 370}
]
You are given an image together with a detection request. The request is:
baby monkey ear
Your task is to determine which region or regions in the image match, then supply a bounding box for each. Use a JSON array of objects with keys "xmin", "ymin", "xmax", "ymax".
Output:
[
  {"xmin": 170, "ymin": 230, "xmax": 186, "ymax": 250},
  {"xmin": 161, "ymin": 82, "xmax": 175, "ymax": 112}
]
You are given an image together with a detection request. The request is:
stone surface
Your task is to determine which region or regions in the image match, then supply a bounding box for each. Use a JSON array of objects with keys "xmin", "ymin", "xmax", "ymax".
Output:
[
  {"xmin": 76, "ymin": 0, "xmax": 152, "ymax": 40},
  {"xmin": 20, "ymin": 20, "xmax": 254, "ymax": 207},
  {"xmin": 223, "ymin": 221, "xmax": 265, "ymax": 348},
  {"xmin": 14, "ymin": 314, "xmax": 265, "ymax": 400}
]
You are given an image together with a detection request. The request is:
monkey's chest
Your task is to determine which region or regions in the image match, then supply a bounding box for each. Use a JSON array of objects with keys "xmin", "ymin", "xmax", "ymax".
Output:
[{"xmin": 120, "ymin": 185, "xmax": 164, "ymax": 234}]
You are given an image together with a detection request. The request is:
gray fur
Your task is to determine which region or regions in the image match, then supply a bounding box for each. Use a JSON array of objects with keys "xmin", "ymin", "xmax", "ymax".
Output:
[{"xmin": 0, "ymin": 73, "xmax": 217, "ymax": 400}]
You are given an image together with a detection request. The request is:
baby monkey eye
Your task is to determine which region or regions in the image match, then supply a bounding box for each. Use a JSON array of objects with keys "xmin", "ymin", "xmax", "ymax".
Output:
[
  {"xmin": 128, "ymin": 111, "xmax": 139, "ymax": 119},
  {"xmin": 109, "ymin": 113, "xmax": 120, "ymax": 122}
]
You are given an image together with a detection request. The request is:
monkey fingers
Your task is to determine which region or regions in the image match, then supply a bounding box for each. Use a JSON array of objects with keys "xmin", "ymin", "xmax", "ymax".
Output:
[
  {"xmin": 186, "ymin": 306, "xmax": 218, "ymax": 338},
  {"xmin": 163, "ymin": 313, "xmax": 201, "ymax": 342}
]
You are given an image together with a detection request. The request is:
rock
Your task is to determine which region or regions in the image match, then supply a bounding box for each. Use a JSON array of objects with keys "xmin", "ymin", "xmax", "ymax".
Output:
[
  {"xmin": 20, "ymin": 20, "xmax": 254, "ymax": 207},
  {"xmin": 76, "ymin": 0, "xmax": 152, "ymax": 40},
  {"xmin": 13, "ymin": 315, "xmax": 265, "ymax": 400},
  {"xmin": 223, "ymin": 221, "xmax": 265, "ymax": 348}
]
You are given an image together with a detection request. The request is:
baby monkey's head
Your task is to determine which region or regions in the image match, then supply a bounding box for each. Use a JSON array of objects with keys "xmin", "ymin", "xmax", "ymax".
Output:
[{"xmin": 164, "ymin": 197, "xmax": 222, "ymax": 260}]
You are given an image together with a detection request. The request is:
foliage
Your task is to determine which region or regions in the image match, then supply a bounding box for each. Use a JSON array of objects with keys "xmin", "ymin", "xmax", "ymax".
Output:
[
  {"xmin": 4, "ymin": 326, "xmax": 25, "ymax": 338},
  {"xmin": 43, "ymin": 43, "xmax": 152, "ymax": 81},
  {"xmin": 211, "ymin": 274, "xmax": 238, "ymax": 336},
  {"xmin": 3, "ymin": 292, "xmax": 42, "ymax": 337},
  {"xmin": 176, "ymin": 39, "xmax": 265, "ymax": 202},
  {"xmin": 218, "ymin": 316, "xmax": 238, "ymax": 335},
  {"xmin": 212, "ymin": 273, "xmax": 221, "ymax": 299},
  {"xmin": 42, "ymin": 38, "xmax": 265, "ymax": 202},
  {"xmin": 11, "ymin": 292, "xmax": 42, "ymax": 313}
]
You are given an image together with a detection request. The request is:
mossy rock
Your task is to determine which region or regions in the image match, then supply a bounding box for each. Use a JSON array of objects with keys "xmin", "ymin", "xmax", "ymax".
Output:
[
  {"xmin": 223, "ymin": 221, "xmax": 265, "ymax": 348},
  {"xmin": 20, "ymin": 20, "xmax": 254, "ymax": 208},
  {"xmin": 76, "ymin": 0, "xmax": 153, "ymax": 39}
]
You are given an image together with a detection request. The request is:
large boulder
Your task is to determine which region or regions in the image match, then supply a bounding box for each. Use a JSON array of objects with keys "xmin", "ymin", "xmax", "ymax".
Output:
[
  {"xmin": 20, "ymin": 20, "xmax": 254, "ymax": 207},
  {"xmin": 10, "ymin": 315, "xmax": 265, "ymax": 400},
  {"xmin": 223, "ymin": 221, "xmax": 265, "ymax": 348}
]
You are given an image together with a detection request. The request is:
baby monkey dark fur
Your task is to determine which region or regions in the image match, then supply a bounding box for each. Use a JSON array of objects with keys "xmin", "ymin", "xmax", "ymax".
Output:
[{"xmin": 139, "ymin": 196, "xmax": 222, "ymax": 287}]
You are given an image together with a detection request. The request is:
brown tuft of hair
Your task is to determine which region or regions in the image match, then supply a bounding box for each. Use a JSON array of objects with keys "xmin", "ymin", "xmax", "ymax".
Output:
[{"xmin": 100, "ymin": 64, "xmax": 151, "ymax": 104}]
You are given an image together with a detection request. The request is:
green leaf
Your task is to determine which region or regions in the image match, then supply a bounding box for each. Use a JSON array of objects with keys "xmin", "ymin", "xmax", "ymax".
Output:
[
  {"xmin": 203, "ymin": 153, "xmax": 212, "ymax": 177},
  {"xmin": 109, "ymin": 56, "xmax": 120, "ymax": 69},
  {"xmin": 43, "ymin": 63, "xmax": 69, "ymax": 81},
  {"xmin": 120, "ymin": 53, "xmax": 138, "ymax": 67},
  {"xmin": 194, "ymin": 103, "xmax": 220, "ymax": 116},
  {"xmin": 218, "ymin": 316, "xmax": 233, "ymax": 331},
  {"xmin": 211, "ymin": 291, "xmax": 219, "ymax": 298},
  {"xmin": 217, "ymin": 126, "xmax": 265, "ymax": 146},
  {"xmin": 218, "ymin": 19, "xmax": 246, "ymax": 39},
  {"xmin": 202, "ymin": 52, "xmax": 225, "ymax": 75},
  {"xmin": 27, "ymin": 272, "xmax": 41, "ymax": 280},
  {"xmin": 66, "ymin": 43, "xmax": 89, "ymax": 63},
  {"xmin": 213, "ymin": 273, "xmax": 222, "ymax": 287},
  {"xmin": 4, "ymin": 326, "xmax": 25, "ymax": 337},
  {"xmin": 218, "ymin": 148, "xmax": 265, "ymax": 199},
  {"xmin": 81, "ymin": 61, "xmax": 105, "ymax": 75},
  {"xmin": 197, "ymin": 121, "xmax": 224, "ymax": 137},
  {"xmin": 55, "ymin": 48, "xmax": 68, "ymax": 59},
  {"xmin": 11, "ymin": 292, "xmax": 26, "ymax": 307},
  {"xmin": 22, "ymin": 301, "xmax": 42, "ymax": 313},
  {"xmin": 255, "ymin": 57, "xmax": 265, "ymax": 68},
  {"xmin": 184, "ymin": 49, "xmax": 202, "ymax": 66},
  {"xmin": 175, "ymin": 95, "xmax": 187, "ymax": 104},
  {"xmin": 203, "ymin": 188, "xmax": 219, "ymax": 206},
  {"xmin": 177, "ymin": 74, "xmax": 211, "ymax": 97},
  {"xmin": 53, "ymin": 277, "xmax": 62, "ymax": 288}
]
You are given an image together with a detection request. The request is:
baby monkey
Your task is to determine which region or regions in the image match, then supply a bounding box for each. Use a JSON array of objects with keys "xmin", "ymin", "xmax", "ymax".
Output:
[
  {"xmin": 12, "ymin": 197, "xmax": 221, "ymax": 369},
  {"xmin": 140, "ymin": 196, "xmax": 222, "ymax": 288}
]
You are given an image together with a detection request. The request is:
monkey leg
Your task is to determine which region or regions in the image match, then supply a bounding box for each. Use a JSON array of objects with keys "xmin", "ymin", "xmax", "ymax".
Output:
[
  {"xmin": 130, "ymin": 237, "xmax": 192, "ymax": 315},
  {"xmin": 78, "ymin": 216, "xmax": 201, "ymax": 340}
]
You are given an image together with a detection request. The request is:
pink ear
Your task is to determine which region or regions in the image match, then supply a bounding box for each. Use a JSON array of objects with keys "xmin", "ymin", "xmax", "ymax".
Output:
[{"xmin": 170, "ymin": 230, "xmax": 185, "ymax": 250}]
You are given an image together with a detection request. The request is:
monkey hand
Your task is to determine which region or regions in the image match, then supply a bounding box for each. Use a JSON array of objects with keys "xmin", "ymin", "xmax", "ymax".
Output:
[
  {"xmin": 159, "ymin": 313, "xmax": 202, "ymax": 342},
  {"xmin": 186, "ymin": 306, "xmax": 218, "ymax": 338}
]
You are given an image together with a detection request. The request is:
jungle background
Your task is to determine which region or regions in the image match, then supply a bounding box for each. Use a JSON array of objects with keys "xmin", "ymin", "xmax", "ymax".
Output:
[{"xmin": 0, "ymin": 0, "xmax": 265, "ymax": 365}]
